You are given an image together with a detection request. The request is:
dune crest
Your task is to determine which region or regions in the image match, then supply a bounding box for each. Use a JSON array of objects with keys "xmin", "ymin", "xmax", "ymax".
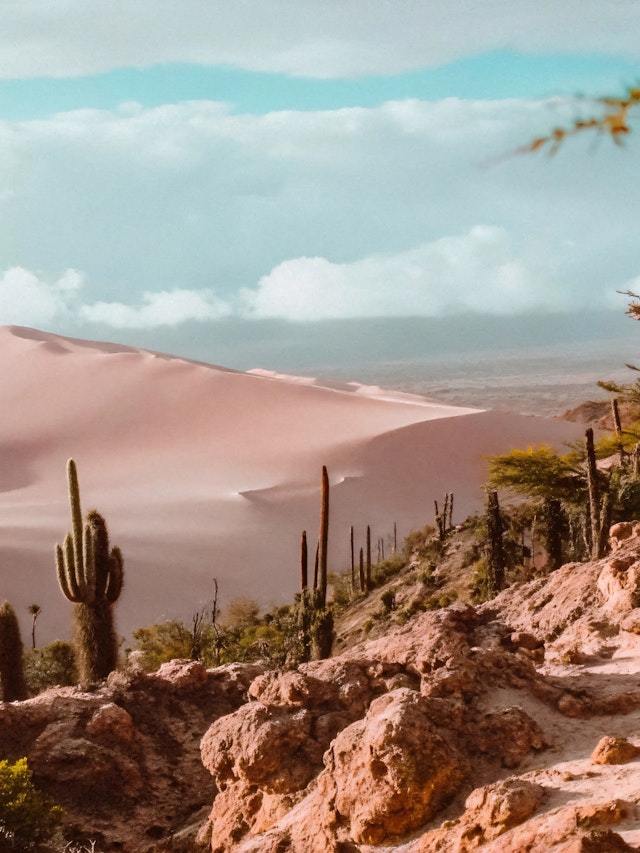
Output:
[{"xmin": 0, "ymin": 326, "xmax": 584, "ymax": 642}]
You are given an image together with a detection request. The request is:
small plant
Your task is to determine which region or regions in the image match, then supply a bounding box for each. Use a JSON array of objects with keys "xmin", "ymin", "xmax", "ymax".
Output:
[
  {"xmin": 380, "ymin": 589, "xmax": 396, "ymax": 614},
  {"xmin": 0, "ymin": 757, "xmax": 64, "ymax": 849}
]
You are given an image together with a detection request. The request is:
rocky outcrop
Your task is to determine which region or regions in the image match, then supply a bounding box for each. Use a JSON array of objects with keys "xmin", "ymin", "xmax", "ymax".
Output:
[
  {"xmin": 0, "ymin": 660, "xmax": 264, "ymax": 851},
  {"xmin": 197, "ymin": 532, "xmax": 640, "ymax": 852},
  {"xmin": 5, "ymin": 530, "xmax": 640, "ymax": 851}
]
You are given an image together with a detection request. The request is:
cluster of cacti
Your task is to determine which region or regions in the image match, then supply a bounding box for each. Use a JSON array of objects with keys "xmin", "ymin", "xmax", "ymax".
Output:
[
  {"xmin": 435, "ymin": 492, "xmax": 454, "ymax": 539},
  {"xmin": 0, "ymin": 600, "xmax": 28, "ymax": 701},
  {"xmin": 55, "ymin": 459, "xmax": 124, "ymax": 684},
  {"xmin": 296, "ymin": 466, "xmax": 334, "ymax": 660}
]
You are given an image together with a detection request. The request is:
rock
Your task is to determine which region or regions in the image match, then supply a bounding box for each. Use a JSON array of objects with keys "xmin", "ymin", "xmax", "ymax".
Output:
[
  {"xmin": 460, "ymin": 778, "xmax": 545, "ymax": 844},
  {"xmin": 510, "ymin": 631, "xmax": 543, "ymax": 650},
  {"xmin": 326, "ymin": 687, "xmax": 467, "ymax": 844},
  {"xmin": 472, "ymin": 706, "xmax": 547, "ymax": 768},
  {"xmin": 591, "ymin": 736, "xmax": 640, "ymax": 765},
  {"xmin": 201, "ymin": 702, "xmax": 323, "ymax": 794},
  {"xmin": 86, "ymin": 702, "xmax": 135, "ymax": 743},
  {"xmin": 150, "ymin": 658, "xmax": 209, "ymax": 690},
  {"xmin": 609, "ymin": 521, "xmax": 640, "ymax": 550}
]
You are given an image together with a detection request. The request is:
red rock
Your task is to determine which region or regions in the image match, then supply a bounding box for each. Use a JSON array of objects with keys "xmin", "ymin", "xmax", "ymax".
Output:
[{"xmin": 591, "ymin": 736, "xmax": 640, "ymax": 765}]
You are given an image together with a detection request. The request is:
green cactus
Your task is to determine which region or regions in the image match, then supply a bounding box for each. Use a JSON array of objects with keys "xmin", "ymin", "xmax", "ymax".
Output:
[
  {"xmin": 0, "ymin": 601, "xmax": 28, "ymax": 701},
  {"xmin": 318, "ymin": 466, "xmax": 330, "ymax": 607},
  {"xmin": 55, "ymin": 459, "xmax": 123, "ymax": 684}
]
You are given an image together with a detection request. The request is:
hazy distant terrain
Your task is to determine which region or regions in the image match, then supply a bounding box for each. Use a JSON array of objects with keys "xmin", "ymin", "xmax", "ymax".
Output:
[{"xmin": 84, "ymin": 311, "xmax": 639, "ymax": 417}]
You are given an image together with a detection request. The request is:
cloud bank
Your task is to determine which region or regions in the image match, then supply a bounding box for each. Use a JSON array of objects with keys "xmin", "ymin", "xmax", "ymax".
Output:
[
  {"xmin": 1, "ymin": 96, "xmax": 638, "ymax": 332},
  {"xmin": 2, "ymin": 1, "xmax": 640, "ymax": 80}
]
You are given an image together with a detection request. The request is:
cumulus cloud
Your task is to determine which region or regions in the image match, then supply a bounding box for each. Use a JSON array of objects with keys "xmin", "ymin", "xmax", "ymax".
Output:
[
  {"xmin": 2, "ymin": 1, "xmax": 639, "ymax": 79},
  {"xmin": 1, "ymin": 97, "xmax": 638, "ymax": 332},
  {"xmin": 0, "ymin": 267, "xmax": 83, "ymax": 326},
  {"xmin": 240, "ymin": 226, "xmax": 582, "ymax": 320},
  {"xmin": 80, "ymin": 289, "xmax": 232, "ymax": 327}
]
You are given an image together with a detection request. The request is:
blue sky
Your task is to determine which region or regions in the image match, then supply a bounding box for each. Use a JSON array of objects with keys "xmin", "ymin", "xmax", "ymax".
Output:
[
  {"xmin": 2, "ymin": 51, "xmax": 638, "ymax": 120},
  {"xmin": 1, "ymin": 0, "xmax": 639, "ymax": 369}
]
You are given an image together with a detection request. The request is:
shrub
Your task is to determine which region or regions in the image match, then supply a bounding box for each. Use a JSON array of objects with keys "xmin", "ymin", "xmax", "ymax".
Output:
[
  {"xmin": 0, "ymin": 757, "xmax": 64, "ymax": 849},
  {"xmin": 380, "ymin": 589, "xmax": 396, "ymax": 613},
  {"xmin": 132, "ymin": 620, "xmax": 219, "ymax": 671},
  {"xmin": 23, "ymin": 641, "xmax": 77, "ymax": 695}
]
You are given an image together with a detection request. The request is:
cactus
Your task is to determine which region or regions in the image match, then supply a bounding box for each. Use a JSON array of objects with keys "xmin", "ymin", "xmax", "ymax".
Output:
[
  {"xmin": 300, "ymin": 530, "xmax": 308, "ymax": 590},
  {"xmin": 318, "ymin": 466, "xmax": 330, "ymax": 607},
  {"xmin": 485, "ymin": 490, "xmax": 506, "ymax": 597},
  {"xmin": 55, "ymin": 459, "xmax": 124, "ymax": 684},
  {"xmin": 350, "ymin": 525, "xmax": 355, "ymax": 589},
  {"xmin": 365, "ymin": 525, "xmax": 372, "ymax": 591},
  {"xmin": 585, "ymin": 428, "xmax": 604, "ymax": 559},
  {"xmin": 0, "ymin": 601, "xmax": 28, "ymax": 701}
]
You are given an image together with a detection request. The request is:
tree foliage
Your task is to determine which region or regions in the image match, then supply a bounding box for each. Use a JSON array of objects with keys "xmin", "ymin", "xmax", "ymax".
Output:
[
  {"xmin": 518, "ymin": 84, "xmax": 640, "ymax": 155},
  {"xmin": 486, "ymin": 445, "xmax": 584, "ymax": 503}
]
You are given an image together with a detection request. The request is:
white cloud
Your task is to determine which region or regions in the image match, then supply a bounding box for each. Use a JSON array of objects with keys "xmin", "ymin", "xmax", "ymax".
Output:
[
  {"xmin": 1, "ymin": 1, "xmax": 639, "ymax": 79},
  {"xmin": 240, "ymin": 226, "xmax": 580, "ymax": 320},
  {"xmin": 0, "ymin": 267, "xmax": 82, "ymax": 326},
  {"xmin": 1, "ymin": 97, "xmax": 638, "ymax": 333},
  {"xmin": 80, "ymin": 289, "xmax": 232, "ymax": 328}
]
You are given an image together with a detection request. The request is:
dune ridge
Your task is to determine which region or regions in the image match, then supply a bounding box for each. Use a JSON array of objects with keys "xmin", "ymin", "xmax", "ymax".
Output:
[{"xmin": 0, "ymin": 325, "xmax": 584, "ymax": 643}]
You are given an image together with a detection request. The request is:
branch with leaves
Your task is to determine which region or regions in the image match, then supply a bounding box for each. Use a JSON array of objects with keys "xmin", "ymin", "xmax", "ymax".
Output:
[{"xmin": 518, "ymin": 85, "xmax": 640, "ymax": 155}]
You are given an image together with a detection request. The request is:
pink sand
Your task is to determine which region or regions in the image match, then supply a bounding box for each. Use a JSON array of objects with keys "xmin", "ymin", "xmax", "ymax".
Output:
[{"xmin": 0, "ymin": 325, "xmax": 584, "ymax": 644}]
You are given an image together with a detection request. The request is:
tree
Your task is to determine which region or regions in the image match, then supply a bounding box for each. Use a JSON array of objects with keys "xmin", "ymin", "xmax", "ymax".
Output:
[{"xmin": 26, "ymin": 605, "xmax": 40, "ymax": 651}]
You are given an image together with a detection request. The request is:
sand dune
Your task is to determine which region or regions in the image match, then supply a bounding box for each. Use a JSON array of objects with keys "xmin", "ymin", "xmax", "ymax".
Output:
[{"xmin": 0, "ymin": 325, "xmax": 585, "ymax": 644}]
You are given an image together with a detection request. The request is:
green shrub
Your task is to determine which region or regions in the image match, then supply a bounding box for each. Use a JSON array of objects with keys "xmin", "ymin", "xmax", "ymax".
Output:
[
  {"xmin": 23, "ymin": 641, "xmax": 78, "ymax": 695},
  {"xmin": 403, "ymin": 525, "xmax": 439, "ymax": 560},
  {"xmin": 380, "ymin": 589, "xmax": 396, "ymax": 613},
  {"xmin": 372, "ymin": 556, "xmax": 405, "ymax": 587},
  {"xmin": 0, "ymin": 757, "xmax": 63, "ymax": 849},
  {"xmin": 132, "ymin": 620, "xmax": 220, "ymax": 671}
]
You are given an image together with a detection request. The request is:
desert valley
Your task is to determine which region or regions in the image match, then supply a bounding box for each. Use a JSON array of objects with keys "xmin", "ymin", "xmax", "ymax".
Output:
[{"xmin": 3, "ymin": 322, "xmax": 640, "ymax": 852}]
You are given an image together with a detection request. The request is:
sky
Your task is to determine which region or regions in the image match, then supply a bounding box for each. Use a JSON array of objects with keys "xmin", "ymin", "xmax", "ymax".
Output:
[{"xmin": 1, "ymin": 1, "xmax": 639, "ymax": 373}]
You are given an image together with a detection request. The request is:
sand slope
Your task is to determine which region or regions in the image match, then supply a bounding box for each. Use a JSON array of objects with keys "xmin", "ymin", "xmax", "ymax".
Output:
[{"xmin": 0, "ymin": 325, "xmax": 584, "ymax": 643}]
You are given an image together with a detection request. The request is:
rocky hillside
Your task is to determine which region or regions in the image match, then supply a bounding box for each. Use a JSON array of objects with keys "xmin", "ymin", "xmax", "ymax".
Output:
[{"xmin": 5, "ymin": 524, "xmax": 640, "ymax": 851}]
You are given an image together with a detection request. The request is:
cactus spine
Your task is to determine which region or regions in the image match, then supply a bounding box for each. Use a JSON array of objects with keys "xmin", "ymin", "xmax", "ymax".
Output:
[
  {"xmin": 55, "ymin": 459, "xmax": 124, "ymax": 684},
  {"xmin": 0, "ymin": 601, "xmax": 28, "ymax": 701}
]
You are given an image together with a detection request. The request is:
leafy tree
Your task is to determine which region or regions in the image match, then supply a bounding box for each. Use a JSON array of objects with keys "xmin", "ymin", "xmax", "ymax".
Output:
[{"xmin": 487, "ymin": 445, "xmax": 584, "ymax": 503}]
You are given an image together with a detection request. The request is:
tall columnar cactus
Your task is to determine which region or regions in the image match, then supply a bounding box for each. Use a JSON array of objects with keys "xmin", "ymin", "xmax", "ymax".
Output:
[
  {"xmin": 485, "ymin": 490, "xmax": 506, "ymax": 598},
  {"xmin": 585, "ymin": 428, "xmax": 603, "ymax": 559},
  {"xmin": 55, "ymin": 459, "xmax": 124, "ymax": 684},
  {"xmin": 0, "ymin": 601, "xmax": 28, "ymax": 701},
  {"xmin": 300, "ymin": 530, "xmax": 308, "ymax": 591},
  {"xmin": 318, "ymin": 466, "xmax": 330, "ymax": 608}
]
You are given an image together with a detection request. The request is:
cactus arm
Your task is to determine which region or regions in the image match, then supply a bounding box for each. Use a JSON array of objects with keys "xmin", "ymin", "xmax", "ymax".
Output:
[
  {"xmin": 67, "ymin": 459, "xmax": 84, "ymax": 580},
  {"xmin": 56, "ymin": 541, "xmax": 82, "ymax": 603},
  {"xmin": 82, "ymin": 522, "xmax": 96, "ymax": 604},
  {"xmin": 106, "ymin": 547, "xmax": 124, "ymax": 603}
]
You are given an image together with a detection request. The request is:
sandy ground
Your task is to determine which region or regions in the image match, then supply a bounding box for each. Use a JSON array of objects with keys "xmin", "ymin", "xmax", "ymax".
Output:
[{"xmin": 0, "ymin": 325, "xmax": 586, "ymax": 644}]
